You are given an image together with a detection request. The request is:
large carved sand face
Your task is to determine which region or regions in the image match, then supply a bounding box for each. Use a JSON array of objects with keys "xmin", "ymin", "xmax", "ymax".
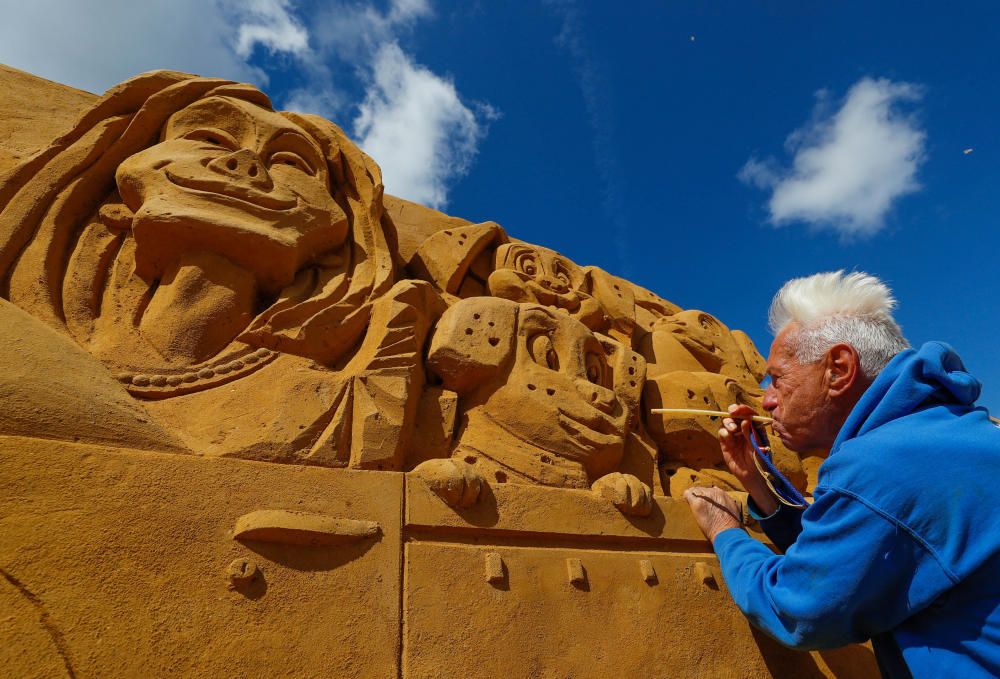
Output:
[
  {"xmin": 116, "ymin": 96, "xmax": 349, "ymax": 292},
  {"xmin": 483, "ymin": 305, "xmax": 643, "ymax": 476}
]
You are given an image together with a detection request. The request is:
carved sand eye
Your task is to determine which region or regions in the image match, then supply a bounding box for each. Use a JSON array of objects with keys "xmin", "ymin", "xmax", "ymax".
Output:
[
  {"xmin": 529, "ymin": 334, "xmax": 559, "ymax": 371},
  {"xmin": 183, "ymin": 128, "xmax": 237, "ymax": 150},
  {"xmin": 515, "ymin": 252, "xmax": 538, "ymax": 277},
  {"xmin": 268, "ymin": 151, "xmax": 316, "ymax": 176},
  {"xmin": 699, "ymin": 315, "xmax": 711, "ymax": 329},
  {"xmin": 584, "ymin": 352, "xmax": 605, "ymax": 385},
  {"xmin": 553, "ymin": 261, "xmax": 571, "ymax": 286}
]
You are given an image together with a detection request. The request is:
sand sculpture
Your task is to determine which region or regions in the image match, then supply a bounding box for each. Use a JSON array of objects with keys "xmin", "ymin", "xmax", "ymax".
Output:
[{"xmin": 0, "ymin": 66, "xmax": 876, "ymax": 677}]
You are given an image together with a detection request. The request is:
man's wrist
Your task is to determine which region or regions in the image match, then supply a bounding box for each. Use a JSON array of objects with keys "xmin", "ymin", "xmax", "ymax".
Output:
[
  {"xmin": 741, "ymin": 478, "xmax": 778, "ymax": 516},
  {"xmin": 708, "ymin": 517, "xmax": 743, "ymax": 544}
]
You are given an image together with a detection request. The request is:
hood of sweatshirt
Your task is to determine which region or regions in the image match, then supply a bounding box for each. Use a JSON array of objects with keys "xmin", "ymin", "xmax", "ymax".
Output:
[{"xmin": 832, "ymin": 341, "xmax": 982, "ymax": 452}]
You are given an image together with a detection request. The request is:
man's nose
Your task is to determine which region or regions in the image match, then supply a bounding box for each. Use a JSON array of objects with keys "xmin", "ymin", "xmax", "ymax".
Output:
[
  {"xmin": 207, "ymin": 149, "xmax": 273, "ymax": 191},
  {"xmin": 762, "ymin": 387, "xmax": 778, "ymax": 412}
]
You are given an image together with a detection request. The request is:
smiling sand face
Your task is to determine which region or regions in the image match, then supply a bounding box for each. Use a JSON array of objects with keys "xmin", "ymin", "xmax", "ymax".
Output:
[
  {"xmin": 117, "ymin": 95, "xmax": 350, "ymax": 293},
  {"xmin": 1, "ymin": 70, "xmax": 397, "ymax": 380},
  {"xmin": 487, "ymin": 243, "xmax": 604, "ymax": 329}
]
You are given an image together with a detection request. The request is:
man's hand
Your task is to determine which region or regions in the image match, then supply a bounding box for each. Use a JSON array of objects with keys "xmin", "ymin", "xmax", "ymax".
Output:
[
  {"xmin": 720, "ymin": 403, "xmax": 778, "ymax": 516},
  {"xmin": 683, "ymin": 486, "xmax": 743, "ymax": 543}
]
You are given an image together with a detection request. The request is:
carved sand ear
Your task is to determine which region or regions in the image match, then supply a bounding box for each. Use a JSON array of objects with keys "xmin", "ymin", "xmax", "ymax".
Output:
[
  {"xmin": 329, "ymin": 150, "xmax": 347, "ymax": 188},
  {"xmin": 426, "ymin": 297, "xmax": 518, "ymax": 394},
  {"xmin": 732, "ymin": 329, "xmax": 767, "ymax": 383},
  {"xmin": 582, "ymin": 266, "xmax": 637, "ymax": 336},
  {"xmin": 409, "ymin": 222, "xmax": 507, "ymax": 296}
]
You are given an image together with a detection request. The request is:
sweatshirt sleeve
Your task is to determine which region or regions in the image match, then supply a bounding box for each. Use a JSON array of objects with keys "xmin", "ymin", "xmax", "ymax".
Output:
[
  {"xmin": 713, "ymin": 486, "xmax": 957, "ymax": 650},
  {"xmin": 746, "ymin": 496, "xmax": 804, "ymax": 552}
]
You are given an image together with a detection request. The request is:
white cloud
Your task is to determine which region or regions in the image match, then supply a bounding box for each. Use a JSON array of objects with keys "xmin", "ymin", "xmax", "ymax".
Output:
[
  {"xmin": 298, "ymin": 0, "xmax": 491, "ymax": 208},
  {"xmin": 234, "ymin": 0, "xmax": 310, "ymax": 58},
  {"xmin": 739, "ymin": 77, "xmax": 926, "ymax": 237},
  {"xmin": 354, "ymin": 42, "xmax": 492, "ymax": 210},
  {"xmin": 0, "ymin": 0, "xmax": 496, "ymax": 209},
  {"xmin": 0, "ymin": 0, "xmax": 266, "ymax": 94},
  {"xmin": 0, "ymin": 0, "xmax": 492, "ymax": 210},
  {"xmin": 311, "ymin": 0, "xmax": 431, "ymax": 62}
]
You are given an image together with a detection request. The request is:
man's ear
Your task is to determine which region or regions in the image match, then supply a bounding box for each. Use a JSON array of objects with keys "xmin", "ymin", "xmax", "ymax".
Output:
[
  {"xmin": 426, "ymin": 297, "xmax": 518, "ymax": 393},
  {"xmin": 826, "ymin": 343, "xmax": 862, "ymax": 396}
]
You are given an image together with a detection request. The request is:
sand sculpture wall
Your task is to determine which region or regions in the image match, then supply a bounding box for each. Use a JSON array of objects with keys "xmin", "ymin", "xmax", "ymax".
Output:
[{"xmin": 0, "ymin": 66, "xmax": 875, "ymax": 678}]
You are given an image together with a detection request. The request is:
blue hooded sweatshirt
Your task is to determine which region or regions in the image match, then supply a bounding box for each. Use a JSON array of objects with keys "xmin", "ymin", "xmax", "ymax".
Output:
[{"xmin": 713, "ymin": 342, "xmax": 1000, "ymax": 678}]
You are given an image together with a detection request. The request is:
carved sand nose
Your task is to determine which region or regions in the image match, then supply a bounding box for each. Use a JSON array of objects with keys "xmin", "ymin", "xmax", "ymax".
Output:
[
  {"xmin": 545, "ymin": 277, "xmax": 569, "ymax": 293},
  {"xmin": 208, "ymin": 148, "xmax": 273, "ymax": 191},
  {"xmin": 576, "ymin": 378, "xmax": 617, "ymax": 414}
]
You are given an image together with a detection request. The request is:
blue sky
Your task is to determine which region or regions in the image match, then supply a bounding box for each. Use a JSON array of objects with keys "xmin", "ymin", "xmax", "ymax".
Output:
[{"xmin": 2, "ymin": 0, "xmax": 998, "ymax": 409}]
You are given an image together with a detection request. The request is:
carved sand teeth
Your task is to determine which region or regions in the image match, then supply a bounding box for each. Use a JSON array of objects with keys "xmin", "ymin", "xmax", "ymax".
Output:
[{"xmin": 115, "ymin": 347, "xmax": 277, "ymax": 398}]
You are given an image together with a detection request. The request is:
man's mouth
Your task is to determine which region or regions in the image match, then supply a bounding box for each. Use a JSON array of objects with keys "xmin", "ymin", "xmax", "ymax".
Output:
[{"xmin": 165, "ymin": 169, "xmax": 298, "ymax": 212}]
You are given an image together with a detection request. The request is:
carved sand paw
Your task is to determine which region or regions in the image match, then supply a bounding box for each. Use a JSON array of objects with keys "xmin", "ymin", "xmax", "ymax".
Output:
[
  {"xmin": 412, "ymin": 458, "xmax": 485, "ymax": 508},
  {"xmin": 591, "ymin": 472, "xmax": 653, "ymax": 517}
]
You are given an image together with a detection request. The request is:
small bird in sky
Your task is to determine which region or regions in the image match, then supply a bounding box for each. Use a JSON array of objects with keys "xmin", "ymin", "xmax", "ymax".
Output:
[
  {"xmin": 963, "ymin": 148, "xmax": 974, "ymax": 155},
  {"xmin": 690, "ymin": 35, "xmax": 696, "ymax": 42}
]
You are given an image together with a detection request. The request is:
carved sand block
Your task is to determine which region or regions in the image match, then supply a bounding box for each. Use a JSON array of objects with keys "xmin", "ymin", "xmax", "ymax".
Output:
[
  {"xmin": 0, "ymin": 437, "xmax": 404, "ymax": 678},
  {"xmin": 403, "ymin": 475, "xmax": 878, "ymax": 679}
]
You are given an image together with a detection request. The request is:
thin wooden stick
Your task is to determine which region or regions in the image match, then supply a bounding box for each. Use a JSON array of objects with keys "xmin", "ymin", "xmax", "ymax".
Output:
[{"xmin": 649, "ymin": 408, "xmax": 773, "ymax": 424}]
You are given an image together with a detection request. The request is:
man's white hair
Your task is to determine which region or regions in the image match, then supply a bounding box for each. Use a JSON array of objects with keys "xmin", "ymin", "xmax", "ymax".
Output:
[{"xmin": 769, "ymin": 271, "xmax": 910, "ymax": 378}]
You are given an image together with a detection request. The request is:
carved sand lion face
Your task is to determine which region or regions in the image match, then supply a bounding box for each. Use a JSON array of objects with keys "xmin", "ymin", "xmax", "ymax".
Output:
[
  {"xmin": 116, "ymin": 95, "xmax": 349, "ymax": 293},
  {"xmin": 653, "ymin": 309, "xmax": 735, "ymax": 372},
  {"xmin": 428, "ymin": 297, "xmax": 645, "ymax": 480}
]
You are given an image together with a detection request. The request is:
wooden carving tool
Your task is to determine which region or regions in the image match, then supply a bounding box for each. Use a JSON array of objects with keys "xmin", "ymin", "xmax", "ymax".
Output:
[{"xmin": 649, "ymin": 408, "xmax": 773, "ymax": 424}]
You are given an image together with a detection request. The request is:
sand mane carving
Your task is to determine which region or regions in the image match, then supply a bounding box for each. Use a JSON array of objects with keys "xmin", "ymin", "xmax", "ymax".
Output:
[{"xmin": 0, "ymin": 68, "xmax": 875, "ymax": 677}]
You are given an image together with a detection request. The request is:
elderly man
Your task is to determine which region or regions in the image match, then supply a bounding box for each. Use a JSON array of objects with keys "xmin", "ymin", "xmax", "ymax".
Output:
[{"xmin": 684, "ymin": 271, "xmax": 1000, "ymax": 678}]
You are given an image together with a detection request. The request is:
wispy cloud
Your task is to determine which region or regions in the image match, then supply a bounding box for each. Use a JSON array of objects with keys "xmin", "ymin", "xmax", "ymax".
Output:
[
  {"xmin": 234, "ymin": 0, "xmax": 309, "ymax": 58},
  {"xmin": 739, "ymin": 77, "xmax": 926, "ymax": 237},
  {"xmin": 545, "ymin": 0, "xmax": 630, "ymax": 276},
  {"xmin": 354, "ymin": 43, "xmax": 496, "ymax": 210},
  {"xmin": 284, "ymin": 0, "xmax": 493, "ymax": 210},
  {"xmin": 0, "ymin": 0, "xmax": 267, "ymax": 93},
  {"xmin": 0, "ymin": 0, "xmax": 493, "ymax": 210}
]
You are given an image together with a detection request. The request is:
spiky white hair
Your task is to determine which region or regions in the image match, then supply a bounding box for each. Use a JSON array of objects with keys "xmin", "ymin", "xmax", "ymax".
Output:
[{"xmin": 768, "ymin": 271, "xmax": 909, "ymax": 378}]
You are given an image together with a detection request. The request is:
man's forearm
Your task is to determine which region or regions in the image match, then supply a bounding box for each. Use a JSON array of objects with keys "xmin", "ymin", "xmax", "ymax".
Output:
[{"xmin": 744, "ymin": 477, "xmax": 778, "ymax": 517}]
